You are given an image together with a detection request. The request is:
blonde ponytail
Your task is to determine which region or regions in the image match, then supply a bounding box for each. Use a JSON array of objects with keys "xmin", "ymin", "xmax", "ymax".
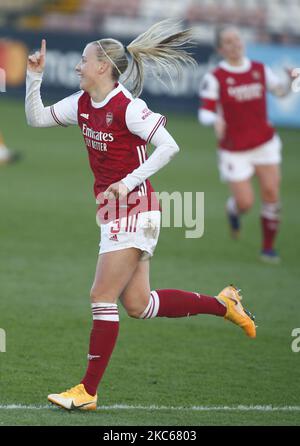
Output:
[
  {"xmin": 124, "ymin": 19, "xmax": 197, "ymax": 97},
  {"xmin": 92, "ymin": 20, "xmax": 197, "ymax": 98}
]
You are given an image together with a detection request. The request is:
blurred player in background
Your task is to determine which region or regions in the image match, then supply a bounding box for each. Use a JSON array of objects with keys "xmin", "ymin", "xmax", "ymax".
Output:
[
  {"xmin": 199, "ymin": 26, "xmax": 295, "ymax": 263},
  {"xmin": 0, "ymin": 132, "xmax": 20, "ymax": 165},
  {"xmin": 26, "ymin": 21, "xmax": 256, "ymax": 411}
]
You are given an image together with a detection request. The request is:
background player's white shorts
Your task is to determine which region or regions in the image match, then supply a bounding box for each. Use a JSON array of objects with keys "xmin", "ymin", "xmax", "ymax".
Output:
[
  {"xmin": 99, "ymin": 211, "xmax": 161, "ymax": 260},
  {"xmin": 218, "ymin": 134, "xmax": 282, "ymax": 182}
]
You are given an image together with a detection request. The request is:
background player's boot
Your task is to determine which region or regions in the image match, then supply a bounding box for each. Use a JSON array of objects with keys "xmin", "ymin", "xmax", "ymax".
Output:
[
  {"xmin": 0, "ymin": 134, "xmax": 21, "ymax": 165},
  {"xmin": 217, "ymin": 285, "xmax": 256, "ymax": 338},
  {"xmin": 0, "ymin": 146, "xmax": 22, "ymax": 166},
  {"xmin": 260, "ymin": 249, "xmax": 280, "ymax": 264},
  {"xmin": 48, "ymin": 383, "xmax": 97, "ymax": 410}
]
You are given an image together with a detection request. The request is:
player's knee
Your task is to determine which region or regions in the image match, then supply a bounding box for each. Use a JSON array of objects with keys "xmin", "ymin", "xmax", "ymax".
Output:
[
  {"xmin": 237, "ymin": 197, "xmax": 254, "ymax": 213},
  {"xmin": 90, "ymin": 286, "xmax": 115, "ymax": 304},
  {"xmin": 123, "ymin": 297, "xmax": 149, "ymax": 319},
  {"xmin": 126, "ymin": 307, "xmax": 143, "ymax": 319},
  {"xmin": 90, "ymin": 286, "xmax": 100, "ymax": 302}
]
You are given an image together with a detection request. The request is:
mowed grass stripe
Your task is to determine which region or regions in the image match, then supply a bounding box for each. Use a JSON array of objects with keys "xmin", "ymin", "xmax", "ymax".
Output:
[{"xmin": 1, "ymin": 404, "xmax": 300, "ymax": 412}]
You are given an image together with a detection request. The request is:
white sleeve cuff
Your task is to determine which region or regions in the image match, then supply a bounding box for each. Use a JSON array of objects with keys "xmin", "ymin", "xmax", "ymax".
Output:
[
  {"xmin": 198, "ymin": 108, "xmax": 217, "ymax": 125},
  {"xmin": 121, "ymin": 176, "xmax": 137, "ymax": 192}
]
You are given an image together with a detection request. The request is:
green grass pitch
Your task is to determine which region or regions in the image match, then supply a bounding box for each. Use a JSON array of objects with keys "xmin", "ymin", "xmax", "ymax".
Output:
[{"xmin": 0, "ymin": 98, "xmax": 300, "ymax": 426}]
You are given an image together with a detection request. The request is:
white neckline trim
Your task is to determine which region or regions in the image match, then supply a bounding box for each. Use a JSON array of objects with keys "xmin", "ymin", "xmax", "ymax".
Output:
[
  {"xmin": 90, "ymin": 83, "xmax": 122, "ymax": 108},
  {"xmin": 219, "ymin": 58, "xmax": 251, "ymax": 73}
]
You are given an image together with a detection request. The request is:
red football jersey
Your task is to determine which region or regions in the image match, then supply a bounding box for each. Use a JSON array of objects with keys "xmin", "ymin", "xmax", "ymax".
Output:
[
  {"xmin": 201, "ymin": 59, "xmax": 275, "ymax": 152},
  {"xmin": 76, "ymin": 84, "xmax": 165, "ymax": 221}
]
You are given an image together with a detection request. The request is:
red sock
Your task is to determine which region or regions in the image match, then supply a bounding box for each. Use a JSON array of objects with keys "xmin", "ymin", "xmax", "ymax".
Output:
[
  {"xmin": 261, "ymin": 216, "xmax": 279, "ymax": 251},
  {"xmin": 261, "ymin": 202, "xmax": 280, "ymax": 251},
  {"xmin": 81, "ymin": 303, "xmax": 119, "ymax": 396},
  {"xmin": 140, "ymin": 290, "xmax": 226, "ymax": 319}
]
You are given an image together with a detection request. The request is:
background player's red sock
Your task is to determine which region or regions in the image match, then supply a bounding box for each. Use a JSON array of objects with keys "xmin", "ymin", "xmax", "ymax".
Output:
[
  {"xmin": 81, "ymin": 303, "xmax": 119, "ymax": 396},
  {"xmin": 140, "ymin": 289, "xmax": 226, "ymax": 319},
  {"xmin": 261, "ymin": 202, "xmax": 280, "ymax": 251}
]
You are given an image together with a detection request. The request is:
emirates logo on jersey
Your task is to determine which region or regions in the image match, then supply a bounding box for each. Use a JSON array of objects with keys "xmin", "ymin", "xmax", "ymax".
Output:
[
  {"xmin": 106, "ymin": 112, "xmax": 113, "ymax": 126},
  {"xmin": 228, "ymin": 83, "xmax": 263, "ymax": 101}
]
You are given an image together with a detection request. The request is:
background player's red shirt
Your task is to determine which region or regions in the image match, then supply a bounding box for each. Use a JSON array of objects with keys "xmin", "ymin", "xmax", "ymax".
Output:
[{"xmin": 200, "ymin": 59, "xmax": 275, "ymax": 152}]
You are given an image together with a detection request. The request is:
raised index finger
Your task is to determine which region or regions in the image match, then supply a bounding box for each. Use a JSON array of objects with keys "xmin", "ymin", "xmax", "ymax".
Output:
[{"xmin": 40, "ymin": 39, "xmax": 46, "ymax": 56}]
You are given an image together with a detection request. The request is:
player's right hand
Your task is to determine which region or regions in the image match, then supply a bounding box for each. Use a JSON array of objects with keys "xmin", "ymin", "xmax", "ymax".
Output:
[
  {"xmin": 27, "ymin": 39, "xmax": 46, "ymax": 73},
  {"xmin": 214, "ymin": 116, "xmax": 226, "ymax": 140}
]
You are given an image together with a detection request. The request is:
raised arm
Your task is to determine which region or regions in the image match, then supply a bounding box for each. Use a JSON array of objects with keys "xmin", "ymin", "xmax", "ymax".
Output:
[
  {"xmin": 26, "ymin": 39, "xmax": 54, "ymax": 127},
  {"xmin": 264, "ymin": 65, "xmax": 293, "ymax": 98},
  {"xmin": 26, "ymin": 39, "xmax": 79, "ymax": 128}
]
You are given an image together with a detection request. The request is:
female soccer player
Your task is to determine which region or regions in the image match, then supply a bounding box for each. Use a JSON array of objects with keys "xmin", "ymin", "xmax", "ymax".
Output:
[
  {"xmin": 26, "ymin": 21, "xmax": 256, "ymax": 411},
  {"xmin": 199, "ymin": 26, "xmax": 294, "ymax": 263}
]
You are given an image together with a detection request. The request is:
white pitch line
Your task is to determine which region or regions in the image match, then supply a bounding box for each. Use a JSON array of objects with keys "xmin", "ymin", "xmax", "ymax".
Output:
[{"xmin": 0, "ymin": 404, "xmax": 300, "ymax": 412}]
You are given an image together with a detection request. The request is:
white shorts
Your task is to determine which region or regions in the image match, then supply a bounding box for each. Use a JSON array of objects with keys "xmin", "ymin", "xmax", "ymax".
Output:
[
  {"xmin": 99, "ymin": 211, "xmax": 161, "ymax": 260},
  {"xmin": 218, "ymin": 134, "xmax": 282, "ymax": 182}
]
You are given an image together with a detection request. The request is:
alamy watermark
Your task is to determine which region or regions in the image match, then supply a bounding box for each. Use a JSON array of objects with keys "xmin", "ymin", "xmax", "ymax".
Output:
[
  {"xmin": 157, "ymin": 191, "xmax": 204, "ymax": 238},
  {"xmin": 0, "ymin": 68, "xmax": 6, "ymax": 93},
  {"xmin": 291, "ymin": 328, "xmax": 300, "ymax": 353},
  {"xmin": 0, "ymin": 328, "xmax": 6, "ymax": 352},
  {"xmin": 96, "ymin": 191, "xmax": 204, "ymax": 239}
]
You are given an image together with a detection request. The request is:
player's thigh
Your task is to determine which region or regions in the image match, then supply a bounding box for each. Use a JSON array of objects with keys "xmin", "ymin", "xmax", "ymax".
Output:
[
  {"xmin": 229, "ymin": 179, "xmax": 254, "ymax": 211},
  {"xmin": 90, "ymin": 248, "xmax": 142, "ymax": 303},
  {"xmin": 255, "ymin": 164, "xmax": 281, "ymax": 202},
  {"xmin": 120, "ymin": 259, "xmax": 150, "ymax": 318}
]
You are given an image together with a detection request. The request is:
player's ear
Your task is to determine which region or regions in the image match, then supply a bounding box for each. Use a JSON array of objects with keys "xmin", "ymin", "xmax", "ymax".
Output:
[
  {"xmin": 97, "ymin": 61, "xmax": 104, "ymax": 74},
  {"xmin": 98, "ymin": 60, "xmax": 109, "ymax": 74}
]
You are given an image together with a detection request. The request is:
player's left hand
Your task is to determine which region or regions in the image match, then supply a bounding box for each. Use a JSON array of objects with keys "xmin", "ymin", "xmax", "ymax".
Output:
[
  {"xmin": 104, "ymin": 181, "xmax": 129, "ymax": 200},
  {"xmin": 285, "ymin": 67, "xmax": 300, "ymax": 80}
]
